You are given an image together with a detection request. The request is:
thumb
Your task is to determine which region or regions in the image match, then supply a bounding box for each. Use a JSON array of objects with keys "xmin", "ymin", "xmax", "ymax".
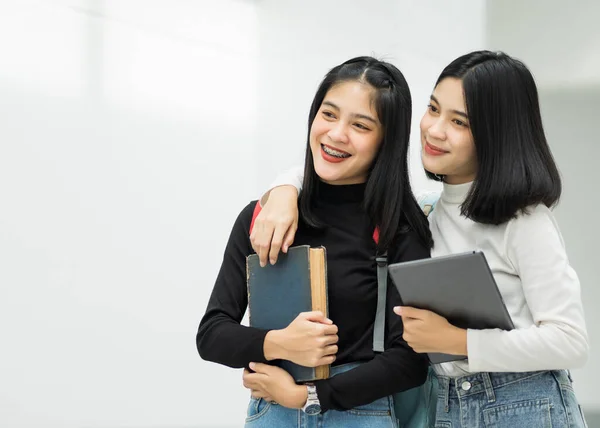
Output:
[
  {"xmin": 249, "ymin": 362, "xmax": 271, "ymax": 374},
  {"xmin": 396, "ymin": 306, "xmax": 423, "ymax": 319}
]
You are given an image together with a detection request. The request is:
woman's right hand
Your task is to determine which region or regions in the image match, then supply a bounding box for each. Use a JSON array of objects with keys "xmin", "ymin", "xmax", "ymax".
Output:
[
  {"xmin": 250, "ymin": 185, "xmax": 299, "ymax": 267},
  {"xmin": 264, "ymin": 311, "xmax": 339, "ymax": 367}
]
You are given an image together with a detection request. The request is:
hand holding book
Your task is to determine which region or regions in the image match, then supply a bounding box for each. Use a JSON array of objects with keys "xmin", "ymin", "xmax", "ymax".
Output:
[
  {"xmin": 263, "ymin": 311, "xmax": 339, "ymax": 367},
  {"xmin": 247, "ymin": 245, "xmax": 333, "ymax": 382}
]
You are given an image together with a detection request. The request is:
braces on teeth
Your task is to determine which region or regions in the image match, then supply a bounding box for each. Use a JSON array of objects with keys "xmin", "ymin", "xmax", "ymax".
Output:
[{"xmin": 322, "ymin": 145, "xmax": 351, "ymax": 158}]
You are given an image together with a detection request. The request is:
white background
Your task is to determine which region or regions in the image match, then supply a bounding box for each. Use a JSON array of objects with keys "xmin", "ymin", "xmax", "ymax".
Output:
[{"xmin": 0, "ymin": 1, "xmax": 597, "ymax": 427}]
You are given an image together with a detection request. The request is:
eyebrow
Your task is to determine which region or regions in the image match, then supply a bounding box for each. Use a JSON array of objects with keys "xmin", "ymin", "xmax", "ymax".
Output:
[
  {"xmin": 322, "ymin": 101, "xmax": 378, "ymax": 124},
  {"xmin": 430, "ymin": 95, "xmax": 468, "ymax": 119}
]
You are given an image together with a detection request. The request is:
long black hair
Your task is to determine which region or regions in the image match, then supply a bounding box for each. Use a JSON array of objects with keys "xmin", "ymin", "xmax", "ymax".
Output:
[
  {"xmin": 300, "ymin": 56, "xmax": 433, "ymax": 251},
  {"xmin": 426, "ymin": 50, "xmax": 561, "ymax": 225}
]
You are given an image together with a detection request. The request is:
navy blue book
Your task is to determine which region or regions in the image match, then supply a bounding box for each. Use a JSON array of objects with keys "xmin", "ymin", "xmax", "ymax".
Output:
[{"xmin": 247, "ymin": 245, "xmax": 329, "ymax": 382}]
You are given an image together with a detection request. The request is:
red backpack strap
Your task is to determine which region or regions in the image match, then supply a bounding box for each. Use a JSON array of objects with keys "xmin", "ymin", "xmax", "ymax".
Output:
[{"xmin": 249, "ymin": 202, "xmax": 262, "ymax": 235}]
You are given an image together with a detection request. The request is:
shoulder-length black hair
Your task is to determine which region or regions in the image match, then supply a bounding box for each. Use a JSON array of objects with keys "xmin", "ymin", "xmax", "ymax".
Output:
[
  {"xmin": 426, "ymin": 50, "xmax": 561, "ymax": 225},
  {"xmin": 299, "ymin": 56, "xmax": 433, "ymax": 251}
]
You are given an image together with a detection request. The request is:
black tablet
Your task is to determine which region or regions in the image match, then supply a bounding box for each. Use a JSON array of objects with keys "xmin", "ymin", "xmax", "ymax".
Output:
[{"xmin": 388, "ymin": 251, "xmax": 514, "ymax": 364}]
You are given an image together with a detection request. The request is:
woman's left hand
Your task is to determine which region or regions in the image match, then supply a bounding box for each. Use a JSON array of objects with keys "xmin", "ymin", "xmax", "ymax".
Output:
[
  {"xmin": 394, "ymin": 306, "xmax": 468, "ymax": 356},
  {"xmin": 243, "ymin": 363, "xmax": 308, "ymax": 409}
]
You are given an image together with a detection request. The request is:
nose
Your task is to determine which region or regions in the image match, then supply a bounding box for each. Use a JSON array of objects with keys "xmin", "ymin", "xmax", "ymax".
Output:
[
  {"xmin": 427, "ymin": 118, "xmax": 446, "ymax": 141},
  {"xmin": 327, "ymin": 121, "xmax": 349, "ymax": 144}
]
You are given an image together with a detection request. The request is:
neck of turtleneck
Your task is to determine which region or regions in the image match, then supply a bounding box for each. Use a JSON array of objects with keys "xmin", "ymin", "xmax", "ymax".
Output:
[
  {"xmin": 315, "ymin": 180, "xmax": 366, "ymax": 205},
  {"xmin": 441, "ymin": 181, "xmax": 473, "ymax": 204}
]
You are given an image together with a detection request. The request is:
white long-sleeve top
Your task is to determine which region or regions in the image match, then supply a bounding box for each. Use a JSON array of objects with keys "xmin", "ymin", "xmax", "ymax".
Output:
[{"xmin": 270, "ymin": 167, "xmax": 589, "ymax": 377}]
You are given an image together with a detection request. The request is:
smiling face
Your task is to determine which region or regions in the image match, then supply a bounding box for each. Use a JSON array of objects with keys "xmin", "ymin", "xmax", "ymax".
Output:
[
  {"xmin": 309, "ymin": 80, "xmax": 383, "ymax": 185},
  {"xmin": 420, "ymin": 77, "xmax": 478, "ymax": 184}
]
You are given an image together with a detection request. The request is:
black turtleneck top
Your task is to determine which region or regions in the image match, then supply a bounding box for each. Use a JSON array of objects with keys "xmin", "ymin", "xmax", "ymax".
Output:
[{"xmin": 197, "ymin": 181, "xmax": 430, "ymax": 412}]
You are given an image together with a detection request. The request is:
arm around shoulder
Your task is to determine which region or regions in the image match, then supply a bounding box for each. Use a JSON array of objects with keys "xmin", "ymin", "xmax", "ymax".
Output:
[{"xmin": 263, "ymin": 165, "xmax": 304, "ymax": 201}]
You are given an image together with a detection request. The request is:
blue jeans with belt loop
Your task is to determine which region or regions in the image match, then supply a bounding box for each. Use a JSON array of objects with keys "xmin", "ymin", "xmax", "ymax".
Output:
[
  {"xmin": 244, "ymin": 362, "xmax": 398, "ymax": 428},
  {"xmin": 433, "ymin": 370, "xmax": 587, "ymax": 428}
]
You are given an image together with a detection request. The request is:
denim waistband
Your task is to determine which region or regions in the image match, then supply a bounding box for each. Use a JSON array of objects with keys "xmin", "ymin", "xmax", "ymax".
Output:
[{"xmin": 434, "ymin": 370, "xmax": 571, "ymax": 412}]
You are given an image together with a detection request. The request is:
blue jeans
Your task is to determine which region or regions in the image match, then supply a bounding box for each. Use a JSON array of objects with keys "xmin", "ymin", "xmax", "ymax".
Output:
[
  {"xmin": 433, "ymin": 370, "xmax": 588, "ymax": 428},
  {"xmin": 244, "ymin": 362, "xmax": 398, "ymax": 428}
]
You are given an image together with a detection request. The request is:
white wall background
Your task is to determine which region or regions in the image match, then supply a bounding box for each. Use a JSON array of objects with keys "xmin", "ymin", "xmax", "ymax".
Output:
[
  {"xmin": 0, "ymin": 1, "xmax": 596, "ymax": 427},
  {"xmin": 0, "ymin": 1, "xmax": 258, "ymax": 427},
  {"xmin": 255, "ymin": 0, "xmax": 486, "ymax": 194}
]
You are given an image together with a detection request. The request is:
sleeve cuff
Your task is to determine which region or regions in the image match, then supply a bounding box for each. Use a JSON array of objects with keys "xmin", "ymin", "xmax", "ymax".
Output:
[
  {"xmin": 268, "ymin": 166, "xmax": 304, "ymax": 193},
  {"xmin": 466, "ymin": 328, "xmax": 481, "ymax": 372},
  {"xmin": 246, "ymin": 328, "xmax": 271, "ymax": 365},
  {"xmin": 313, "ymin": 379, "xmax": 334, "ymax": 413}
]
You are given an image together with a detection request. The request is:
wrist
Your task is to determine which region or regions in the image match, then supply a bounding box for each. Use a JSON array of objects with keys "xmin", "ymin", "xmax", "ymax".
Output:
[
  {"xmin": 264, "ymin": 329, "xmax": 288, "ymax": 361},
  {"xmin": 273, "ymin": 185, "xmax": 299, "ymax": 196},
  {"xmin": 261, "ymin": 185, "xmax": 298, "ymax": 206},
  {"xmin": 294, "ymin": 385, "xmax": 309, "ymax": 409},
  {"xmin": 449, "ymin": 327, "xmax": 468, "ymax": 355},
  {"xmin": 272, "ymin": 185, "xmax": 298, "ymax": 203}
]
